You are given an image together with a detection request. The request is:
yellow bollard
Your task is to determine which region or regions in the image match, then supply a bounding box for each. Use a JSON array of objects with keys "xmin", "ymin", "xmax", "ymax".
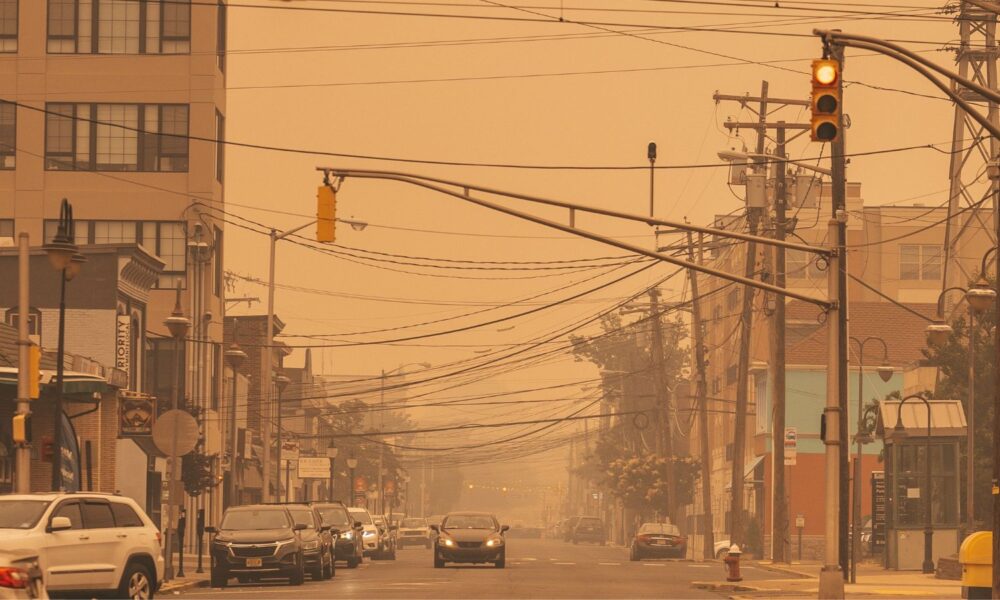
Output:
[{"xmin": 959, "ymin": 531, "xmax": 992, "ymax": 599}]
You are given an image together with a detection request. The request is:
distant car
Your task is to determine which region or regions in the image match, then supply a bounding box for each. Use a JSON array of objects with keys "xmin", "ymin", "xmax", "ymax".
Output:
[
  {"xmin": 432, "ymin": 512, "xmax": 509, "ymax": 569},
  {"xmin": 207, "ymin": 504, "xmax": 309, "ymax": 588},
  {"xmin": 347, "ymin": 507, "xmax": 380, "ymax": 558},
  {"xmin": 630, "ymin": 523, "xmax": 687, "ymax": 560},
  {"xmin": 0, "ymin": 493, "xmax": 163, "ymax": 599},
  {"xmin": 568, "ymin": 516, "xmax": 606, "ymax": 545},
  {"xmin": 397, "ymin": 517, "xmax": 432, "ymax": 549},
  {"xmin": 285, "ymin": 504, "xmax": 335, "ymax": 580},
  {"xmin": 371, "ymin": 515, "xmax": 397, "ymax": 560},
  {"xmin": 312, "ymin": 502, "xmax": 364, "ymax": 568},
  {"xmin": 0, "ymin": 551, "xmax": 45, "ymax": 600}
]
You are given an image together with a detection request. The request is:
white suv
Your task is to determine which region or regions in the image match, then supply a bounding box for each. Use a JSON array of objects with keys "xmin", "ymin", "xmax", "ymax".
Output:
[{"xmin": 0, "ymin": 493, "xmax": 164, "ymax": 599}]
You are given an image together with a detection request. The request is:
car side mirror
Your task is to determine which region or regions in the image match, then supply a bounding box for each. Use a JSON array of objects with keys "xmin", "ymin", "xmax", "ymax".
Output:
[
  {"xmin": 330, "ymin": 528, "xmax": 341, "ymax": 536},
  {"xmin": 353, "ymin": 521, "xmax": 364, "ymax": 530},
  {"xmin": 48, "ymin": 516, "xmax": 73, "ymax": 532},
  {"xmin": 293, "ymin": 523, "xmax": 308, "ymax": 532},
  {"xmin": 319, "ymin": 525, "xmax": 331, "ymax": 533},
  {"xmin": 501, "ymin": 525, "xmax": 510, "ymax": 533},
  {"xmin": 205, "ymin": 526, "xmax": 218, "ymax": 534},
  {"xmin": 429, "ymin": 524, "xmax": 440, "ymax": 533}
]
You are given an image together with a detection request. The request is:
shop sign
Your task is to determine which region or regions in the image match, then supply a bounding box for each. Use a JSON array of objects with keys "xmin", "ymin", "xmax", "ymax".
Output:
[{"xmin": 119, "ymin": 393, "xmax": 156, "ymax": 437}]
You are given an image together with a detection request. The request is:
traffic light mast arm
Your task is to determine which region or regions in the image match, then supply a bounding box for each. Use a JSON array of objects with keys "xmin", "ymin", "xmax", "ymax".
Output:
[
  {"xmin": 317, "ymin": 167, "xmax": 830, "ymax": 257},
  {"xmin": 319, "ymin": 168, "xmax": 834, "ymax": 308}
]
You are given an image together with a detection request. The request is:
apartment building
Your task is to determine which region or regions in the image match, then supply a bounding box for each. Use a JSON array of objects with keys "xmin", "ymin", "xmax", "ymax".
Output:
[
  {"xmin": 687, "ymin": 178, "xmax": 992, "ymax": 558},
  {"xmin": 0, "ymin": 0, "xmax": 228, "ymax": 528}
]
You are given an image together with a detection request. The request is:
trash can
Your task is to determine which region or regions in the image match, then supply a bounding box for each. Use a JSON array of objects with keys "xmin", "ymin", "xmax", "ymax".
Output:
[{"xmin": 959, "ymin": 531, "xmax": 992, "ymax": 599}]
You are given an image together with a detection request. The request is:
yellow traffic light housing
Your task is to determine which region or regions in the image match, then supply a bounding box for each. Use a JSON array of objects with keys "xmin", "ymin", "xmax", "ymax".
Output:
[
  {"xmin": 12, "ymin": 413, "xmax": 29, "ymax": 444},
  {"xmin": 316, "ymin": 185, "xmax": 337, "ymax": 243},
  {"xmin": 811, "ymin": 59, "xmax": 841, "ymax": 142}
]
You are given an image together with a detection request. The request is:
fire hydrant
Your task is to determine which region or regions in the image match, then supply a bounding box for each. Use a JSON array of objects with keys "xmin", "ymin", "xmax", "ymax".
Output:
[{"xmin": 724, "ymin": 545, "xmax": 743, "ymax": 582}]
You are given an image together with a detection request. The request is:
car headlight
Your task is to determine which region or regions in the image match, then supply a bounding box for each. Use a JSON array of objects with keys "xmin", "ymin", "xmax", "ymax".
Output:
[
  {"xmin": 303, "ymin": 540, "xmax": 319, "ymax": 550},
  {"xmin": 363, "ymin": 530, "xmax": 376, "ymax": 538},
  {"xmin": 343, "ymin": 531, "xmax": 354, "ymax": 540},
  {"xmin": 486, "ymin": 536, "xmax": 504, "ymax": 547},
  {"xmin": 276, "ymin": 538, "xmax": 296, "ymax": 548},
  {"xmin": 441, "ymin": 538, "xmax": 455, "ymax": 547}
]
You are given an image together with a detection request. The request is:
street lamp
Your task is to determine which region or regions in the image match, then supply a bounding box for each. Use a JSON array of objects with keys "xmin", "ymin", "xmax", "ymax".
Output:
[
  {"xmin": 893, "ymin": 394, "xmax": 934, "ymax": 574},
  {"xmin": 326, "ymin": 444, "xmax": 339, "ymax": 501},
  {"xmin": 274, "ymin": 373, "xmax": 291, "ymax": 502},
  {"xmin": 848, "ymin": 336, "xmax": 891, "ymax": 583},
  {"xmin": 379, "ymin": 362, "xmax": 431, "ymax": 513},
  {"xmin": 162, "ymin": 286, "xmax": 190, "ymax": 582},
  {"xmin": 346, "ymin": 455, "xmax": 359, "ymax": 507},
  {"xmin": 41, "ymin": 198, "xmax": 80, "ymax": 492},
  {"xmin": 224, "ymin": 334, "xmax": 247, "ymax": 508}
]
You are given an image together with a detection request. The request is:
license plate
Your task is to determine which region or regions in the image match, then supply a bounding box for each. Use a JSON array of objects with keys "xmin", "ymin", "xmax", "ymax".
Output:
[
  {"xmin": 655, "ymin": 540, "xmax": 667, "ymax": 546},
  {"xmin": 246, "ymin": 558, "xmax": 263, "ymax": 567}
]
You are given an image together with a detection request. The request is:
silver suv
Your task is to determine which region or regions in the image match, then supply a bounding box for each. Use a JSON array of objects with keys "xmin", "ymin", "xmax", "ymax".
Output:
[{"xmin": 0, "ymin": 492, "xmax": 164, "ymax": 598}]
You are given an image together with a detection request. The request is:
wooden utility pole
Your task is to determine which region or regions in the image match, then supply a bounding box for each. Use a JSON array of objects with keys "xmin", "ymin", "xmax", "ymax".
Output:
[
  {"xmin": 687, "ymin": 230, "xmax": 715, "ymax": 559},
  {"xmin": 648, "ymin": 287, "xmax": 676, "ymax": 522}
]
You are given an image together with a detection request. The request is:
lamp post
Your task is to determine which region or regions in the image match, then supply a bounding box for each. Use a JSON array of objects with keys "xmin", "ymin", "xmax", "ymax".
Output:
[
  {"xmin": 893, "ymin": 394, "xmax": 934, "ymax": 574},
  {"xmin": 162, "ymin": 287, "xmax": 190, "ymax": 582},
  {"xmin": 848, "ymin": 336, "xmax": 891, "ymax": 583},
  {"xmin": 41, "ymin": 199, "xmax": 82, "ymax": 492},
  {"xmin": 927, "ymin": 281, "xmax": 995, "ymax": 538},
  {"xmin": 274, "ymin": 373, "xmax": 291, "ymax": 502},
  {"xmin": 326, "ymin": 444, "xmax": 339, "ymax": 501},
  {"xmin": 346, "ymin": 455, "xmax": 359, "ymax": 507},
  {"xmin": 224, "ymin": 334, "xmax": 247, "ymax": 509},
  {"xmin": 379, "ymin": 362, "xmax": 430, "ymax": 515}
]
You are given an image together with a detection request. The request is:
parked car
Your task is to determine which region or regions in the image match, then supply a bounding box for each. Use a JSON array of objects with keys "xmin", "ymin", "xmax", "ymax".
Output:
[
  {"xmin": 371, "ymin": 515, "xmax": 397, "ymax": 560},
  {"xmin": 312, "ymin": 501, "xmax": 364, "ymax": 568},
  {"xmin": 629, "ymin": 522, "xmax": 687, "ymax": 560},
  {"xmin": 0, "ymin": 551, "xmax": 46, "ymax": 600},
  {"xmin": 285, "ymin": 504, "xmax": 335, "ymax": 580},
  {"xmin": 0, "ymin": 493, "xmax": 163, "ymax": 599},
  {"xmin": 568, "ymin": 516, "xmax": 606, "ymax": 545},
  {"xmin": 431, "ymin": 512, "xmax": 509, "ymax": 569},
  {"xmin": 347, "ymin": 507, "xmax": 381, "ymax": 558},
  {"xmin": 397, "ymin": 517, "xmax": 432, "ymax": 549},
  {"xmin": 561, "ymin": 516, "xmax": 581, "ymax": 541},
  {"xmin": 207, "ymin": 504, "xmax": 309, "ymax": 588}
]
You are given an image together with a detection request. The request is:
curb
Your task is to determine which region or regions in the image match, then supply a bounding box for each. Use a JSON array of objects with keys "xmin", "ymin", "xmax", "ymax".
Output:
[
  {"xmin": 691, "ymin": 581, "xmax": 780, "ymax": 593},
  {"xmin": 159, "ymin": 578, "xmax": 210, "ymax": 594},
  {"xmin": 753, "ymin": 562, "xmax": 819, "ymax": 579}
]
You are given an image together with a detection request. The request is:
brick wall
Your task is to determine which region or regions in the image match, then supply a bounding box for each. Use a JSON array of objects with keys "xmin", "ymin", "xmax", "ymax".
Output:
[{"xmin": 37, "ymin": 308, "xmax": 116, "ymax": 366}]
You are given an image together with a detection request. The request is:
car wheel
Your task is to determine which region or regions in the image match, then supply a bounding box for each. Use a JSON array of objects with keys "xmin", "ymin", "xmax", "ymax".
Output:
[
  {"xmin": 310, "ymin": 560, "xmax": 324, "ymax": 581},
  {"xmin": 119, "ymin": 561, "xmax": 154, "ymax": 600},
  {"xmin": 434, "ymin": 550, "xmax": 445, "ymax": 569},
  {"xmin": 325, "ymin": 551, "xmax": 335, "ymax": 579},
  {"xmin": 388, "ymin": 546, "xmax": 397, "ymax": 561},
  {"xmin": 290, "ymin": 553, "xmax": 306, "ymax": 586},
  {"xmin": 494, "ymin": 550, "xmax": 506, "ymax": 569},
  {"xmin": 629, "ymin": 545, "xmax": 639, "ymax": 562},
  {"xmin": 210, "ymin": 569, "xmax": 228, "ymax": 589},
  {"xmin": 347, "ymin": 555, "xmax": 360, "ymax": 568}
]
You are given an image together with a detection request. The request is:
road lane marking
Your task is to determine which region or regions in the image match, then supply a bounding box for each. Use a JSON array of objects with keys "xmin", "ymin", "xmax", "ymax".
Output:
[
  {"xmin": 642, "ymin": 562, "xmax": 665, "ymax": 566},
  {"xmin": 521, "ymin": 558, "xmax": 538, "ymax": 561},
  {"xmin": 553, "ymin": 562, "xmax": 577, "ymax": 565},
  {"xmin": 599, "ymin": 562, "xmax": 620, "ymax": 566},
  {"xmin": 689, "ymin": 564, "xmax": 711, "ymax": 568}
]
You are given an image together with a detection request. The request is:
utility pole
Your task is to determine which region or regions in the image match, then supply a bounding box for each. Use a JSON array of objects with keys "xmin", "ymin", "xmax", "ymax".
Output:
[
  {"xmin": 717, "ymin": 87, "xmax": 811, "ymax": 562},
  {"xmin": 15, "ymin": 233, "xmax": 31, "ymax": 493},
  {"xmin": 687, "ymin": 230, "xmax": 714, "ymax": 559},
  {"xmin": 648, "ymin": 287, "xmax": 676, "ymax": 521}
]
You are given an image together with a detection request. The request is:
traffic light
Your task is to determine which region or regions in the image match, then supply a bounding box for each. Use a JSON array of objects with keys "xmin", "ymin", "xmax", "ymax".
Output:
[
  {"xmin": 810, "ymin": 58, "xmax": 841, "ymax": 142},
  {"xmin": 12, "ymin": 413, "xmax": 29, "ymax": 444},
  {"xmin": 28, "ymin": 344, "xmax": 40, "ymax": 399},
  {"xmin": 316, "ymin": 185, "xmax": 336, "ymax": 243}
]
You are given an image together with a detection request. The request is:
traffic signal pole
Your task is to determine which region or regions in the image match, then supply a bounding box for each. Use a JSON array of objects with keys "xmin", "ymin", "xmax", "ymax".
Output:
[{"xmin": 15, "ymin": 232, "xmax": 31, "ymax": 493}]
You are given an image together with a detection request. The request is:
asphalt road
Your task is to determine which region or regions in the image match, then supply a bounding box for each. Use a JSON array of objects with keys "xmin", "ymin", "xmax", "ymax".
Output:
[{"xmin": 177, "ymin": 538, "xmax": 776, "ymax": 599}]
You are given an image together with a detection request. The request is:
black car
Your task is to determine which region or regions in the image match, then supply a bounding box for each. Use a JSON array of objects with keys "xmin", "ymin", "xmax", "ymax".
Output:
[
  {"xmin": 207, "ymin": 505, "xmax": 310, "ymax": 587},
  {"xmin": 568, "ymin": 516, "xmax": 606, "ymax": 545},
  {"xmin": 312, "ymin": 501, "xmax": 364, "ymax": 568},
  {"xmin": 432, "ymin": 512, "xmax": 509, "ymax": 569},
  {"xmin": 286, "ymin": 504, "xmax": 336, "ymax": 580},
  {"xmin": 630, "ymin": 522, "xmax": 687, "ymax": 560}
]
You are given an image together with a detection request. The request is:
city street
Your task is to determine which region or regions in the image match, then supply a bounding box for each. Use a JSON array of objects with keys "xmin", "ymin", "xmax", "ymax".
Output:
[{"xmin": 176, "ymin": 539, "xmax": 771, "ymax": 599}]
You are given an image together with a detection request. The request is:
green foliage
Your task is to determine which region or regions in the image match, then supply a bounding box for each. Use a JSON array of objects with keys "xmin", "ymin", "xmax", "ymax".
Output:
[
  {"xmin": 182, "ymin": 452, "xmax": 218, "ymax": 497},
  {"xmin": 602, "ymin": 453, "xmax": 700, "ymax": 516}
]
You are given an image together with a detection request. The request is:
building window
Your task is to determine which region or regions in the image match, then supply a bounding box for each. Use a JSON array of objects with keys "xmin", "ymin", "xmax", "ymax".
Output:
[
  {"xmin": 787, "ymin": 249, "xmax": 824, "ymax": 280},
  {"xmin": 45, "ymin": 103, "xmax": 188, "ymax": 172},
  {"xmin": 217, "ymin": 1, "xmax": 226, "ymax": 71},
  {"xmin": 47, "ymin": 0, "xmax": 190, "ymax": 54},
  {"xmin": 4, "ymin": 307, "xmax": 41, "ymax": 337},
  {"xmin": 215, "ymin": 110, "xmax": 225, "ymax": 182},
  {"xmin": 0, "ymin": 0, "xmax": 16, "ymax": 53},
  {"xmin": 900, "ymin": 244, "xmax": 942, "ymax": 281},
  {"xmin": 0, "ymin": 101, "xmax": 14, "ymax": 169},
  {"xmin": 0, "ymin": 220, "xmax": 11, "ymax": 245}
]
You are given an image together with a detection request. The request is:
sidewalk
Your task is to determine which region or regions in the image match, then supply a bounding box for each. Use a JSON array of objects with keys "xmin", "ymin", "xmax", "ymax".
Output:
[
  {"xmin": 159, "ymin": 555, "xmax": 211, "ymax": 594},
  {"xmin": 694, "ymin": 560, "xmax": 963, "ymax": 598}
]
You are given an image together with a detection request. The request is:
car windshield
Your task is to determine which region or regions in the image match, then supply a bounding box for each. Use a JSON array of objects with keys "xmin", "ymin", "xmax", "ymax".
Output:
[
  {"xmin": 401, "ymin": 518, "xmax": 426, "ymax": 528},
  {"xmin": 0, "ymin": 500, "xmax": 50, "ymax": 529},
  {"xmin": 639, "ymin": 523, "xmax": 680, "ymax": 535},
  {"xmin": 289, "ymin": 509, "xmax": 315, "ymax": 529},
  {"xmin": 348, "ymin": 509, "xmax": 372, "ymax": 525},
  {"xmin": 443, "ymin": 515, "xmax": 496, "ymax": 529},
  {"xmin": 221, "ymin": 509, "xmax": 290, "ymax": 530},
  {"xmin": 318, "ymin": 507, "xmax": 351, "ymax": 527},
  {"xmin": 373, "ymin": 516, "xmax": 386, "ymax": 525}
]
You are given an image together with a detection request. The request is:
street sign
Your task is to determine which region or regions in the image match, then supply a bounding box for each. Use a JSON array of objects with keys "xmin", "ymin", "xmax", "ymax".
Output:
[
  {"xmin": 152, "ymin": 409, "xmax": 198, "ymax": 457},
  {"xmin": 297, "ymin": 457, "xmax": 330, "ymax": 479},
  {"xmin": 795, "ymin": 514, "xmax": 805, "ymax": 528},
  {"xmin": 784, "ymin": 427, "xmax": 797, "ymax": 466}
]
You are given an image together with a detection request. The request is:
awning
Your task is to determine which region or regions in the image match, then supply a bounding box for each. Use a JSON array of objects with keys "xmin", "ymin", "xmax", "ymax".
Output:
[
  {"xmin": 242, "ymin": 464, "xmax": 263, "ymax": 490},
  {"xmin": 0, "ymin": 367, "xmax": 113, "ymax": 396},
  {"xmin": 724, "ymin": 455, "xmax": 765, "ymax": 491},
  {"xmin": 877, "ymin": 400, "xmax": 967, "ymax": 441}
]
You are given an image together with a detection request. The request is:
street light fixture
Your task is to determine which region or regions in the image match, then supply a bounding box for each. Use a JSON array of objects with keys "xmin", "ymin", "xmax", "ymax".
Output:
[
  {"xmin": 326, "ymin": 444, "xmax": 339, "ymax": 501},
  {"xmin": 274, "ymin": 373, "xmax": 291, "ymax": 502},
  {"xmin": 967, "ymin": 278, "xmax": 997, "ymax": 313},
  {"xmin": 893, "ymin": 394, "xmax": 934, "ymax": 574},
  {"xmin": 162, "ymin": 285, "xmax": 190, "ymax": 582},
  {"xmin": 224, "ymin": 336, "xmax": 247, "ymax": 508}
]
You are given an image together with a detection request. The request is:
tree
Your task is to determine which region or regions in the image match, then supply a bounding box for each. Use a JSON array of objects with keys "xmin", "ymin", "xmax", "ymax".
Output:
[
  {"xmin": 921, "ymin": 299, "xmax": 996, "ymax": 526},
  {"xmin": 601, "ymin": 453, "xmax": 699, "ymax": 519}
]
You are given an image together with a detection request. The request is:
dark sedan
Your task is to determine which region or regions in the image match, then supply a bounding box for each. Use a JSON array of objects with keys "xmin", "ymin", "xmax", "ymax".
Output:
[
  {"xmin": 629, "ymin": 522, "xmax": 687, "ymax": 560},
  {"xmin": 313, "ymin": 502, "xmax": 365, "ymax": 568},
  {"xmin": 432, "ymin": 512, "xmax": 509, "ymax": 569}
]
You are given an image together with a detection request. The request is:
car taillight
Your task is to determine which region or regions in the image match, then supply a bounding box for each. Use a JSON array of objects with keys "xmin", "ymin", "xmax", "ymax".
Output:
[
  {"xmin": 637, "ymin": 534, "xmax": 651, "ymax": 542},
  {"xmin": 0, "ymin": 567, "xmax": 30, "ymax": 589}
]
